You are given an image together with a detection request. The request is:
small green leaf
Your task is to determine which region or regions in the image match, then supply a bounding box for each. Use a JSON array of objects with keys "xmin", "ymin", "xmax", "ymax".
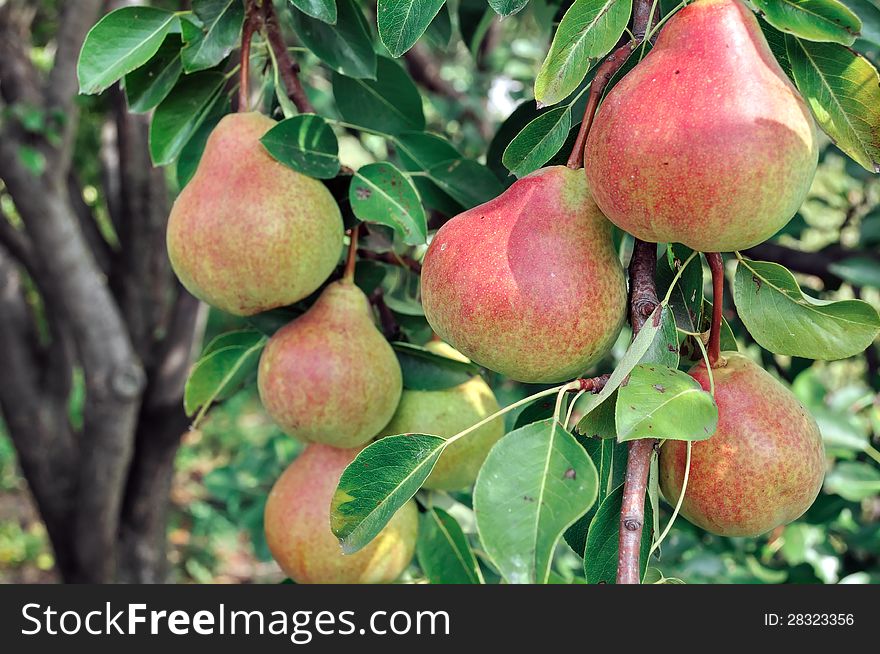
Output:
[
  {"xmin": 417, "ymin": 507, "xmax": 483, "ymax": 584},
  {"xmin": 392, "ymin": 342, "xmax": 481, "ymax": 391},
  {"xmin": 181, "ymin": 0, "xmax": 244, "ymax": 73},
  {"xmin": 350, "ymin": 162, "xmax": 427, "ymax": 245},
  {"xmin": 289, "ymin": 0, "xmax": 338, "ymax": 24},
  {"xmin": 575, "ymin": 304, "xmax": 670, "ymax": 434},
  {"xmin": 639, "ymin": 304, "xmax": 680, "ymax": 369},
  {"xmin": 733, "ymin": 258, "xmax": 880, "ymax": 360},
  {"xmin": 501, "ymin": 107, "xmax": 572, "ymax": 178},
  {"xmin": 584, "ymin": 484, "xmax": 653, "ymax": 584},
  {"xmin": 378, "ymin": 0, "xmax": 446, "ymax": 57},
  {"xmin": 753, "ymin": 0, "xmax": 861, "ymax": 46},
  {"xmin": 535, "ymin": 0, "xmax": 632, "ymax": 106},
  {"xmin": 656, "ymin": 245, "xmax": 703, "ymax": 334},
  {"xmin": 175, "ymin": 96, "xmax": 229, "ymax": 188},
  {"xmin": 616, "ymin": 364, "xmax": 718, "ymax": 442},
  {"xmin": 333, "ymin": 57, "xmax": 425, "ymax": 136},
  {"xmin": 846, "ymin": 0, "xmax": 880, "ymax": 46},
  {"xmin": 291, "ymin": 0, "xmax": 377, "ymax": 78},
  {"xmin": 824, "ymin": 461, "xmax": 880, "ymax": 501},
  {"xmin": 261, "ymin": 114, "xmax": 340, "ymax": 179},
  {"xmin": 124, "ymin": 34, "xmax": 183, "ymax": 113},
  {"xmin": 828, "ymin": 257, "xmax": 880, "ymax": 288},
  {"xmin": 396, "ymin": 131, "xmax": 504, "ymax": 209},
  {"xmin": 564, "ymin": 434, "xmax": 627, "ymax": 555},
  {"xmin": 474, "ymin": 419, "xmax": 599, "ymax": 584},
  {"xmin": 488, "ymin": 0, "xmax": 530, "ymax": 17},
  {"xmin": 184, "ymin": 331, "xmax": 267, "ymax": 424},
  {"xmin": 78, "ymin": 6, "xmax": 179, "ymax": 94},
  {"xmin": 786, "ymin": 35, "xmax": 880, "ymax": 172},
  {"xmin": 331, "ymin": 434, "xmax": 447, "ymax": 553},
  {"xmin": 149, "ymin": 71, "xmax": 226, "ymax": 166}
]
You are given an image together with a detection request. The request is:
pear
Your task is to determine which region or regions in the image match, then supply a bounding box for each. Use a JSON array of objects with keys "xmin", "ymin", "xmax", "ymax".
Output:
[
  {"xmin": 166, "ymin": 112, "xmax": 343, "ymax": 316},
  {"xmin": 265, "ymin": 444, "xmax": 418, "ymax": 584},
  {"xmin": 659, "ymin": 352, "xmax": 825, "ymax": 537},
  {"xmin": 585, "ymin": 0, "xmax": 818, "ymax": 252},
  {"xmin": 420, "ymin": 166, "xmax": 627, "ymax": 383},
  {"xmin": 257, "ymin": 280, "xmax": 402, "ymax": 447},
  {"xmin": 378, "ymin": 342, "xmax": 504, "ymax": 491}
]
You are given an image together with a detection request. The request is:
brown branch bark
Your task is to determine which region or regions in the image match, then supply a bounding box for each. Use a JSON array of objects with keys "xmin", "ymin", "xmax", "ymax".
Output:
[
  {"xmin": 617, "ymin": 239, "xmax": 660, "ymax": 585},
  {"xmin": 262, "ymin": 0, "xmax": 315, "ymax": 114}
]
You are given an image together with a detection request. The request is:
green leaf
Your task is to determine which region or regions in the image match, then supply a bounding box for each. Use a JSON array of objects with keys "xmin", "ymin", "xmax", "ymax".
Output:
[
  {"xmin": 260, "ymin": 114, "xmax": 340, "ymax": 179},
  {"xmin": 184, "ymin": 331, "xmax": 267, "ymax": 424},
  {"xmin": 124, "ymin": 34, "xmax": 183, "ymax": 113},
  {"xmin": 501, "ymin": 107, "xmax": 572, "ymax": 178},
  {"xmin": 564, "ymin": 435, "xmax": 627, "ymax": 555},
  {"xmin": 378, "ymin": 0, "xmax": 447, "ymax": 57},
  {"xmin": 575, "ymin": 304, "xmax": 670, "ymax": 434},
  {"xmin": 291, "ymin": 0, "xmax": 377, "ymax": 78},
  {"xmin": 78, "ymin": 7, "xmax": 179, "ymax": 95},
  {"xmin": 176, "ymin": 96, "xmax": 229, "ymax": 188},
  {"xmin": 181, "ymin": 0, "xmax": 244, "ymax": 73},
  {"xmin": 828, "ymin": 256, "xmax": 880, "ymax": 287},
  {"xmin": 488, "ymin": 0, "xmax": 530, "ymax": 17},
  {"xmin": 425, "ymin": 3, "xmax": 453, "ymax": 48},
  {"xmin": 786, "ymin": 36, "xmax": 880, "ymax": 172},
  {"xmin": 391, "ymin": 342, "xmax": 481, "ymax": 391},
  {"xmin": 535, "ymin": 0, "xmax": 632, "ymax": 106},
  {"xmin": 733, "ymin": 258, "xmax": 880, "ymax": 359},
  {"xmin": 616, "ymin": 364, "xmax": 718, "ymax": 442},
  {"xmin": 753, "ymin": 0, "xmax": 861, "ymax": 46},
  {"xmin": 824, "ymin": 461, "xmax": 880, "ymax": 501},
  {"xmin": 656, "ymin": 245, "xmax": 703, "ymax": 334},
  {"xmin": 333, "ymin": 56, "xmax": 425, "ymax": 136},
  {"xmin": 416, "ymin": 507, "xmax": 483, "ymax": 584},
  {"xmin": 201, "ymin": 329, "xmax": 266, "ymax": 357},
  {"xmin": 639, "ymin": 304, "xmax": 680, "ymax": 368},
  {"xmin": 396, "ymin": 132, "xmax": 504, "ymax": 209},
  {"xmin": 761, "ymin": 17, "xmax": 794, "ymax": 77},
  {"xmin": 845, "ymin": 0, "xmax": 880, "ymax": 46},
  {"xmin": 150, "ymin": 71, "xmax": 227, "ymax": 166},
  {"xmin": 289, "ymin": 0, "xmax": 338, "ymax": 23},
  {"xmin": 331, "ymin": 434, "xmax": 447, "ymax": 553},
  {"xmin": 349, "ymin": 162, "xmax": 427, "ymax": 245},
  {"xmin": 474, "ymin": 419, "xmax": 599, "ymax": 584},
  {"xmin": 584, "ymin": 484, "xmax": 653, "ymax": 584},
  {"xmin": 699, "ymin": 299, "xmax": 738, "ymax": 353}
]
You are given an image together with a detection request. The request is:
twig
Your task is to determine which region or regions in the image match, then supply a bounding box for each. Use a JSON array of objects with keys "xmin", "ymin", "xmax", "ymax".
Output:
[
  {"xmin": 343, "ymin": 224, "xmax": 360, "ymax": 282},
  {"xmin": 238, "ymin": 0, "xmax": 262, "ymax": 112},
  {"xmin": 357, "ymin": 249, "xmax": 422, "ymax": 274},
  {"xmin": 706, "ymin": 253, "xmax": 724, "ymax": 365},
  {"xmin": 617, "ymin": 239, "xmax": 660, "ymax": 585},
  {"xmin": 369, "ymin": 288, "xmax": 402, "ymax": 341},
  {"xmin": 262, "ymin": 0, "xmax": 315, "ymax": 114}
]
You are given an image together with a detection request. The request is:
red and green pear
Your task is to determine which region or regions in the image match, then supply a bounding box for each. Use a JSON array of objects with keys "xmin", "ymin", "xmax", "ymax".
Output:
[
  {"xmin": 258, "ymin": 280, "xmax": 402, "ymax": 448},
  {"xmin": 659, "ymin": 352, "xmax": 825, "ymax": 537},
  {"xmin": 378, "ymin": 342, "xmax": 504, "ymax": 491},
  {"xmin": 264, "ymin": 444, "xmax": 418, "ymax": 584},
  {"xmin": 585, "ymin": 0, "xmax": 818, "ymax": 252},
  {"xmin": 167, "ymin": 112, "xmax": 343, "ymax": 316},
  {"xmin": 420, "ymin": 165, "xmax": 627, "ymax": 383}
]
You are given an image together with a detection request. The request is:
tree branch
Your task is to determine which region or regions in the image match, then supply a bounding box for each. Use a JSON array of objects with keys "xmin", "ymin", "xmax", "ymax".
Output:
[
  {"xmin": 617, "ymin": 239, "xmax": 660, "ymax": 585},
  {"xmin": 262, "ymin": 0, "xmax": 314, "ymax": 114},
  {"xmin": 706, "ymin": 253, "xmax": 724, "ymax": 365}
]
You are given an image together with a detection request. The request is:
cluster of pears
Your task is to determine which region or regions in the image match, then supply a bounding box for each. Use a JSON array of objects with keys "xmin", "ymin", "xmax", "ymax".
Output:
[
  {"xmin": 422, "ymin": 0, "xmax": 824, "ymax": 537},
  {"xmin": 166, "ymin": 110, "xmax": 507, "ymax": 581}
]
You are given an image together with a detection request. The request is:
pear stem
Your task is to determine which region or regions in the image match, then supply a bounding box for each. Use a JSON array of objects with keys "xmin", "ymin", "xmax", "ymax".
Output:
[
  {"xmin": 706, "ymin": 253, "xmax": 724, "ymax": 366},
  {"xmin": 262, "ymin": 0, "xmax": 315, "ymax": 114},
  {"xmin": 238, "ymin": 1, "xmax": 262, "ymax": 112},
  {"xmin": 343, "ymin": 224, "xmax": 360, "ymax": 283},
  {"xmin": 566, "ymin": 43, "xmax": 634, "ymax": 170}
]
